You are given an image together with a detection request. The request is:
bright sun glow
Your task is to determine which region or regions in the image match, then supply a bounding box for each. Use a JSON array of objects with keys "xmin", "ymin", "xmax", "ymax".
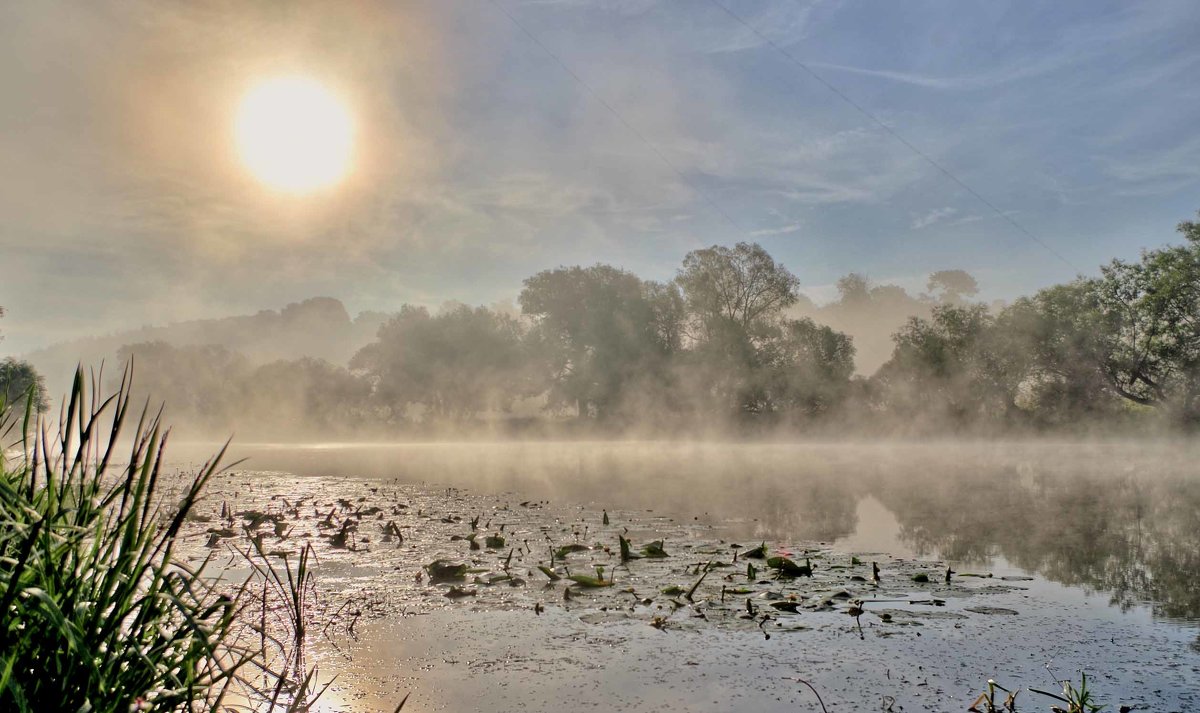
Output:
[{"xmin": 235, "ymin": 76, "xmax": 354, "ymax": 193}]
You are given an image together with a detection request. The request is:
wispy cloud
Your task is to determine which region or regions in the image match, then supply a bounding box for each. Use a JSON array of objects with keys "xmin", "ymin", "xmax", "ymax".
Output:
[
  {"xmin": 703, "ymin": 1, "xmax": 831, "ymax": 54},
  {"xmin": 911, "ymin": 207, "xmax": 957, "ymax": 230},
  {"xmin": 749, "ymin": 223, "xmax": 803, "ymax": 238}
]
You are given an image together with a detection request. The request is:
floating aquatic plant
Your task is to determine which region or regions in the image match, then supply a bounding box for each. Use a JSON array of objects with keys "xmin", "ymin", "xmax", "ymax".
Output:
[
  {"xmin": 425, "ymin": 560, "xmax": 468, "ymax": 583},
  {"xmin": 641, "ymin": 540, "xmax": 669, "ymax": 558},
  {"xmin": 555, "ymin": 543, "xmax": 589, "ymax": 559},
  {"xmin": 767, "ymin": 556, "xmax": 813, "ymax": 578}
]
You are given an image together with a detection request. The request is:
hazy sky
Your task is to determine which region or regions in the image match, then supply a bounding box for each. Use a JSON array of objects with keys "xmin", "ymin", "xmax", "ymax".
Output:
[{"xmin": 2, "ymin": 0, "xmax": 1198, "ymax": 354}]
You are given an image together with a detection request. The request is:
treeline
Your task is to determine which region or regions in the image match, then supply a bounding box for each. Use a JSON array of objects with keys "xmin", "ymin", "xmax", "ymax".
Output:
[
  {"xmin": 21, "ymin": 296, "xmax": 390, "ymax": 396},
  {"xmin": 7, "ymin": 211, "xmax": 1200, "ymax": 437}
]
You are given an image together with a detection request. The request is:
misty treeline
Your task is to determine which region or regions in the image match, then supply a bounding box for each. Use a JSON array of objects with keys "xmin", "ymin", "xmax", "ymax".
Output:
[{"xmin": 7, "ymin": 211, "xmax": 1200, "ymax": 437}]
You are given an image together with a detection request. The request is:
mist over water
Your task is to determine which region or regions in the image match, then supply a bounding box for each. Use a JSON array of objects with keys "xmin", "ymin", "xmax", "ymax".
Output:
[{"xmin": 178, "ymin": 438, "xmax": 1200, "ymax": 624}]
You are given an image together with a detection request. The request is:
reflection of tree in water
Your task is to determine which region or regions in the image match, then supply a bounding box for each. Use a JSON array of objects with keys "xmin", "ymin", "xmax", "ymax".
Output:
[
  {"xmin": 239, "ymin": 442, "xmax": 1200, "ymax": 624},
  {"xmin": 751, "ymin": 476, "xmax": 861, "ymax": 543},
  {"xmin": 873, "ymin": 453, "xmax": 1200, "ymax": 622}
]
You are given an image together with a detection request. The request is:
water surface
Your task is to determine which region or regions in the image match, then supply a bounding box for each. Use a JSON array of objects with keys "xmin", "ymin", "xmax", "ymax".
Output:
[{"xmin": 172, "ymin": 440, "xmax": 1200, "ymax": 710}]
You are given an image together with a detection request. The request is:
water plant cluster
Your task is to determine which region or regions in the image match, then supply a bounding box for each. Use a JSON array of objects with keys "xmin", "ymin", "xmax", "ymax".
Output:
[
  {"xmin": 969, "ymin": 670, "xmax": 1114, "ymax": 713},
  {"xmin": 176, "ymin": 462, "xmax": 1033, "ymax": 647}
]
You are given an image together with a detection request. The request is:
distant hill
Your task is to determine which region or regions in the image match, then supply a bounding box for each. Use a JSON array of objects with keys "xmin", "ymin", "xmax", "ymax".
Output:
[{"xmin": 24, "ymin": 297, "xmax": 389, "ymax": 392}]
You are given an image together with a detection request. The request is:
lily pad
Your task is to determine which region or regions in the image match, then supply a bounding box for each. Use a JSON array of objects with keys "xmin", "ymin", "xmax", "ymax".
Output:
[
  {"xmin": 567, "ymin": 574, "xmax": 613, "ymax": 588},
  {"xmin": 555, "ymin": 543, "xmax": 590, "ymax": 559},
  {"xmin": 767, "ymin": 556, "xmax": 812, "ymax": 578},
  {"xmin": 426, "ymin": 560, "xmax": 468, "ymax": 583},
  {"xmin": 964, "ymin": 606, "xmax": 1019, "ymax": 616}
]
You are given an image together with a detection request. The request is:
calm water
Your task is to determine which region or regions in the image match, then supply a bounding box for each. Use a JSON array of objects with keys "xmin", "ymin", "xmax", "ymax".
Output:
[
  {"xmin": 185, "ymin": 439, "xmax": 1200, "ymax": 627},
  {"xmin": 171, "ymin": 439, "xmax": 1200, "ymax": 711}
]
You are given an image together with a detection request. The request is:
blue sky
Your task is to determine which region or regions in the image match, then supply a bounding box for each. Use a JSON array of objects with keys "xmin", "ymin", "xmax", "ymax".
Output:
[{"xmin": 1, "ymin": 0, "xmax": 1198, "ymax": 353}]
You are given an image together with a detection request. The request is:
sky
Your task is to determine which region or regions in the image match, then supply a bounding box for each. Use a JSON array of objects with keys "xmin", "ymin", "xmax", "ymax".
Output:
[{"xmin": 2, "ymin": 0, "xmax": 1199, "ymax": 354}]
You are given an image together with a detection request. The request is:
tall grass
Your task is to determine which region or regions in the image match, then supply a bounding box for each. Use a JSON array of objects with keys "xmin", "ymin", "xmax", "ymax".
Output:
[{"xmin": 0, "ymin": 367, "xmax": 313, "ymax": 711}]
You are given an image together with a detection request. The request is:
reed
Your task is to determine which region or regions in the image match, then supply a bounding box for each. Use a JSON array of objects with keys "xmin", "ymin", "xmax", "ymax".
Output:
[{"xmin": 0, "ymin": 367, "xmax": 318, "ymax": 711}]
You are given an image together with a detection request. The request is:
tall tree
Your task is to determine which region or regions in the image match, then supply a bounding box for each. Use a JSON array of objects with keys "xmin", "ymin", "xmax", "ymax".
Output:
[
  {"xmin": 242, "ymin": 357, "xmax": 372, "ymax": 434},
  {"xmin": 1000, "ymin": 282, "xmax": 1121, "ymax": 421},
  {"xmin": 755, "ymin": 318, "xmax": 856, "ymax": 417},
  {"xmin": 115, "ymin": 342, "xmax": 248, "ymax": 430},
  {"xmin": 676, "ymin": 242, "xmax": 801, "ymax": 342},
  {"xmin": 1009, "ymin": 214, "xmax": 1200, "ymax": 422},
  {"xmin": 520, "ymin": 265, "xmax": 682, "ymax": 419},
  {"xmin": 926, "ymin": 269, "xmax": 980, "ymax": 304},
  {"xmin": 875, "ymin": 304, "xmax": 1024, "ymax": 425},
  {"xmin": 351, "ymin": 304, "xmax": 529, "ymax": 422},
  {"xmin": 1090, "ymin": 216, "xmax": 1200, "ymax": 419}
]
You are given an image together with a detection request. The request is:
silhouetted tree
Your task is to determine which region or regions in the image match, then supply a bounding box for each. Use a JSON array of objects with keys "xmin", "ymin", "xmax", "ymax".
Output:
[
  {"xmin": 874, "ymin": 304, "xmax": 1023, "ymax": 426},
  {"xmin": 926, "ymin": 269, "xmax": 980, "ymax": 304},
  {"xmin": 243, "ymin": 357, "xmax": 372, "ymax": 434},
  {"xmin": 351, "ymin": 303, "xmax": 529, "ymax": 422},
  {"xmin": 115, "ymin": 342, "xmax": 248, "ymax": 430},
  {"xmin": 0, "ymin": 358, "xmax": 49, "ymax": 418},
  {"xmin": 520, "ymin": 266, "xmax": 682, "ymax": 419},
  {"xmin": 676, "ymin": 242, "xmax": 801, "ymax": 342},
  {"xmin": 765, "ymin": 318, "xmax": 856, "ymax": 417},
  {"xmin": 675, "ymin": 243, "xmax": 809, "ymax": 416}
]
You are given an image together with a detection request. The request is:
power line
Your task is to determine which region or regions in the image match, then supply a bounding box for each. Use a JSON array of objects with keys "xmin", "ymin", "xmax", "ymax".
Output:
[
  {"xmin": 488, "ymin": 0, "xmax": 748, "ymax": 239},
  {"xmin": 707, "ymin": 0, "xmax": 1078, "ymax": 271}
]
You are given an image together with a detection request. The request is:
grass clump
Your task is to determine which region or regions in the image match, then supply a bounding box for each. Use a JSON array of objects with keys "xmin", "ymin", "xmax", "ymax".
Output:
[{"xmin": 0, "ymin": 368, "xmax": 317, "ymax": 712}]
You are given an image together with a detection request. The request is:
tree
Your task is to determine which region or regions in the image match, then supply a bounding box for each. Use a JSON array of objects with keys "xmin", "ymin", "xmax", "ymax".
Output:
[
  {"xmin": 926, "ymin": 269, "xmax": 980, "ymax": 304},
  {"xmin": 115, "ymin": 342, "xmax": 249, "ymax": 430},
  {"xmin": 0, "ymin": 358, "xmax": 49, "ymax": 417},
  {"xmin": 351, "ymin": 304, "xmax": 530, "ymax": 422},
  {"xmin": 1089, "ymin": 217, "xmax": 1200, "ymax": 420},
  {"xmin": 674, "ymin": 243, "xmax": 805, "ymax": 417},
  {"xmin": 676, "ymin": 242, "xmax": 801, "ymax": 342},
  {"xmin": 1000, "ymin": 282, "xmax": 1121, "ymax": 422},
  {"xmin": 242, "ymin": 358, "xmax": 372, "ymax": 435},
  {"xmin": 1005, "ymin": 213, "xmax": 1200, "ymax": 423},
  {"xmin": 756, "ymin": 318, "xmax": 856, "ymax": 417},
  {"xmin": 874, "ymin": 304, "xmax": 1024, "ymax": 426},
  {"xmin": 519, "ymin": 266, "xmax": 682, "ymax": 419}
]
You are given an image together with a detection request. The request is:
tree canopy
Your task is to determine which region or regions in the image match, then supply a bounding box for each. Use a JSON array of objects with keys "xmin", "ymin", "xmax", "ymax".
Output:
[{"xmin": 23, "ymin": 208, "xmax": 1200, "ymax": 435}]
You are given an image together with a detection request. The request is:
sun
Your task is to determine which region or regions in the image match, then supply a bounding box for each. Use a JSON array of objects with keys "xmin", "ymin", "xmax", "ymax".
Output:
[{"xmin": 235, "ymin": 76, "xmax": 354, "ymax": 193}]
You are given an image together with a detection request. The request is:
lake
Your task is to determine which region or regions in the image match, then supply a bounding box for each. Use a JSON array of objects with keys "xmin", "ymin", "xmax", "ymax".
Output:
[{"xmin": 175, "ymin": 440, "xmax": 1200, "ymax": 711}]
